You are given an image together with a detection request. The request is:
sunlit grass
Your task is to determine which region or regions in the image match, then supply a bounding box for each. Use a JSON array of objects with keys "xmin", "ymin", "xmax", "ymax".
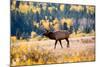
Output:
[
  {"xmin": 11, "ymin": 43, "xmax": 95, "ymax": 66},
  {"xmin": 11, "ymin": 34, "xmax": 95, "ymax": 66}
]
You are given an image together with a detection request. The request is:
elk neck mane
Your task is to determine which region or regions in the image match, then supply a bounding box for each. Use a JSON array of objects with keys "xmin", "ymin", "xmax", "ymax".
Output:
[{"xmin": 47, "ymin": 32, "xmax": 56, "ymax": 39}]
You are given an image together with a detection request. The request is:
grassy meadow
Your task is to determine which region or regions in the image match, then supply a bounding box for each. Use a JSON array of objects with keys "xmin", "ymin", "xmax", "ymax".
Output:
[{"xmin": 11, "ymin": 32, "xmax": 95, "ymax": 66}]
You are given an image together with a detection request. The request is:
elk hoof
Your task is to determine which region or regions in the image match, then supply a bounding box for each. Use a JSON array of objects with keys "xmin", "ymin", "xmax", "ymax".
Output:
[
  {"xmin": 67, "ymin": 45, "xmax": 69, "ymax": 48},
  {"xmin": 54, "ymin": 47, "xmax": 56, "ymax": 49},
  {"xmin": 61, "ymin": 46, "xmax": 63, "ymax": 48}
]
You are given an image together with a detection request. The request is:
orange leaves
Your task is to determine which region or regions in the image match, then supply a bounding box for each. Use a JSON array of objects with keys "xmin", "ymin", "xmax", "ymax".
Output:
[
  {"xmin": 39, "ymin": 17, "xmax": 73, "ymax": 31},
  {"xmin": 60, "ymin": 4, "xmax": 65, "ymax": 12},
  {"xmin": 65, "ymin": 18, "xmax": 73, "ymax": 28},
  {"xmin": 37, "ymin": 7, "xmax": 41, "ymax": 14},
  {"xmin": 86, "ymin": 6, "xmax": 95, "ymax": 14},
  {"xmin": 61, "ymin": 18, "xmax": 73, "ymax": 28},
  {"xmin": 41, "ymin": 19, "xmax": 50, "ymax": 30},
  {"xmin": 11, "ymin": 0, "xmax": 16, "ymax": 10},
  {"xmin": 70, "ymin": 5, "xmax": 84, "ymax": 12},
  {"xmin": 53, "ymin": 18, "xmax": 60, "ymax": 31},
  {"xmin": 19, "ymin": 2, "xmax": 29, "ymax": 13},
  {"xmin": 48, "ymin": 7, "xmax": 53, "ymax": 13},
  {"xmin": 53, "ymin": 18, "xmax": 59, "ymax": 25},
  {"xmin": 32, "ymin": 7, "xmax": 37, "ymax": 13},
  {"xmin": 32, "ymin": 7, "xmax": 41, "ymax": 14}
]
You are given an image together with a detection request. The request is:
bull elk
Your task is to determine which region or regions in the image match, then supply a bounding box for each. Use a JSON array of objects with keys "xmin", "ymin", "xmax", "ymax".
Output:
[{"xmin": 43, "ymin": 30, "xmax": 71, "ymax": 49}]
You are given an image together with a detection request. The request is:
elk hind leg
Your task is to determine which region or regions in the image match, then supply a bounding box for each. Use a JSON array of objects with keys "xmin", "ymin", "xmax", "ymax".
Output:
[
  {"xmin": 59, "ymin": 40, "xmax": 63, "ymax": 48},
  {"xmin": 65, "ymin": 38, "xmax": 70, "ymax": 48},
  {"xmin": 54, "ymin": 40, "xmax": 58, "ymax": 49}
]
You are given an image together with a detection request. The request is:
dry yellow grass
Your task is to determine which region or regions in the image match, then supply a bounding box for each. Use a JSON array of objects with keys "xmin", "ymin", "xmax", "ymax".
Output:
[
  {"xmin": 11, "ymin": 36, "xmax": 17, "ymax": 43},
  {"xmin": 11, "ymin": 35, "xmax": 95, "ymax": 66}
]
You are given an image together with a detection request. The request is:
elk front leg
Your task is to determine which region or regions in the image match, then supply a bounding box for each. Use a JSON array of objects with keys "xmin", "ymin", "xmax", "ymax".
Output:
[
  {"xmin": 59, "ymin": 40, "xmax": 63, "ymax": 48},
  {"xmin": 54, "ymin": 40, "xmax": 58, "ymax": 49},
  {"xmin": 65, "ymin": 38, "xmax": 69, "ymax": 48}
]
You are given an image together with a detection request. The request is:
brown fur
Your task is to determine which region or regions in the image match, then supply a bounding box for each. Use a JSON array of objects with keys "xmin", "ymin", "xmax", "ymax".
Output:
[{"xmin": 43, "ymin": 30, "xmax": 70, "ymax": 49}]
